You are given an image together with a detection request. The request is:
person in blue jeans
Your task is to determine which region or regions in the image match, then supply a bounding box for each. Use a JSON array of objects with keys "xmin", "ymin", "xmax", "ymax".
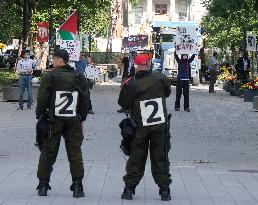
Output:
[
  {"xmin": 174, "ymin": 52, "xmax": 195, "ymax": 112},
  {"xmin": 17, "ymin": 50, "xmax": 40, "ymax": 110}
]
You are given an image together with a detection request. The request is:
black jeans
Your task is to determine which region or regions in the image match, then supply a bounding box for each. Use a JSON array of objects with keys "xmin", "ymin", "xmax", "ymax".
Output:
[
  {"xmin": 88, "ymin": 90, "xmax": 92, "ymax": 111},
  {"xmin": 175, "ymin": 80, "xmax": 190, "ymax": 109},
  {"xmin": 209, "ymin": 70, "xmax": 218, "ymax": 93}
]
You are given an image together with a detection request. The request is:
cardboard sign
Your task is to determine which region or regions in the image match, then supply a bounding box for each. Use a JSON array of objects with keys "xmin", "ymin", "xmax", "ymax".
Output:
[
  {"xmin": 59, "ymin": 40, "xmax": 80, "ymax": 61},
  {"xmin": 37, "ymin": 22, "xmax": 49, "ymax": 43},
  {"xmin": 122, "ymin": 35, "xmax": 148, "ymax": 50},
  {"xmin": 176, "ymin": 26, "xmax": 197, "ymax": 55},
  {"xmin": 85, "ymin": 65, "xmax": 100, "ymax": 80},
  {"xmin": 247, "ymin": 34, "xmax": 257, "ymax": 51}
]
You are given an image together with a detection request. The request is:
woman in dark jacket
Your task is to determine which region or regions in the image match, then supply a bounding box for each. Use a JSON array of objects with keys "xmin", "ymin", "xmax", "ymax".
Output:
[{"xmin": 174, "ymin": 52, "xmax": 195, "ymax": 112}]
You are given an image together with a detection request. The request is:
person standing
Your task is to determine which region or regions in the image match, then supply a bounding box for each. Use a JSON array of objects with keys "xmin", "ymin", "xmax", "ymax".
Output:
[
  {"xmin": 128, "ymin": 49, "xmax": 137, "ymax": 77},
  {"xmin": 118, "ymin": 55, "xmax": 172, "ymax": 201},
  {"xmin": 208, "ymin": 52, "xmax": 220, "ymax": 93},
  {"xmin": 75, "ymin": 52, "xmax": 88, "ymax": 75},
  {"xmin": 17, "ymin": 50, "xmax": 40, "ymax": 110},
  {"xmin": 117, "ymin": 50, "xmax": 137, "ymax": 113},
  {"xmin": 85, "ymin": 55, "xmax": 96, "ymax": 114},
  {"xmin": 174, "ymin": 52, "xmax": 195, "ymax": 112},
  {"xmin": 117, "ymin": 53, "xmax": 130, "ymax": 113},
  {"xmin": 121, "ymin": 53, "xmax": 130, "ymax": 84},
  {"xmin": 36, "ymin": 49, "xmax": 89, "ymax": 198},
  {"xmin": 235, "ymin": 52, "xmax": 250, "ymax": 84}
]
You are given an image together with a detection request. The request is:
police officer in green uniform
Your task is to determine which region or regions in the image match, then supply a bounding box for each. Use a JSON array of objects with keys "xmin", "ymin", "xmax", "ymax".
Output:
[
  {"xmin": 118, "ymin": 55, "xmax": 172, "ymax": 201},
  {"xmin": 36, "ymin": 49, "xmax": 89, "ymax": 198}
]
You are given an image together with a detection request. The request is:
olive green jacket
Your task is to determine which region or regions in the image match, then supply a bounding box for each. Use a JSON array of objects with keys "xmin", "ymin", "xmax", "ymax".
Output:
[
  {"xmin": 118, "ymin": 70, "xmax": 171, "ymax": 129},
  {"xmin": 36, "ymin": 65, "xmax": 89, "ymax": 121}
]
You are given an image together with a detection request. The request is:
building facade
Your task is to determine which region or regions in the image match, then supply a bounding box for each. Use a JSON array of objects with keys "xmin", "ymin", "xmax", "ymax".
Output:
[
  {"xmin": 98, "ymin": 0, "xmax": 207, "ymax": 51},
  {"xmin": 127, "ymin": 0, "xmax": 207, "ymax": 35}
]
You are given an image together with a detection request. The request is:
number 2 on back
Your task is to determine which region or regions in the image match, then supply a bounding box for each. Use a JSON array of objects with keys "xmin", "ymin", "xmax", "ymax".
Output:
[
  {"xmin": 140, "ymin": 98, "xmax": 165, "ymax": 126},
  {"xmin": 55, "ymin": 91, "xmax": 78, "ymax": 117}
]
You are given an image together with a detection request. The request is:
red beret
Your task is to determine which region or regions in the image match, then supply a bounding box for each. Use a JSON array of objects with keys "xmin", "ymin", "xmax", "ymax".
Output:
[{"xmin": 134, "ymin": 55, "xmax": 149, "ymax": 65}]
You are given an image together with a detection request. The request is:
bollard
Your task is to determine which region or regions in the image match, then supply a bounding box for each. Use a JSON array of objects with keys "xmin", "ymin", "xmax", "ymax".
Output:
[{"xmin": 253, "ymin": 96, "xmax": 258, "ymax": 112}]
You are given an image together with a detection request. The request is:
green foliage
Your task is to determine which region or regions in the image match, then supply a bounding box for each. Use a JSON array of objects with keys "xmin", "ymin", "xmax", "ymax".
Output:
[
  {"xmin": 201, "ymin": 0, "xmax": 258, "ymax": 50},
  {"xmin": 0, "ymin": 0, "xmax": 111, "ymax": 43},
  {"xmin": 0, "ymin": 70, "xmax": 18, "ymax": 85},
  {"xmin": 77, "ymin": 2, "xmax": 111, "ymax": 37},
  {"xmin": 0, "ymin": 1, "xmax": 23, "ymax": 43},
  {"xmin": 130, "ymin": 0, "xmax": 140, "ymax": 7}
]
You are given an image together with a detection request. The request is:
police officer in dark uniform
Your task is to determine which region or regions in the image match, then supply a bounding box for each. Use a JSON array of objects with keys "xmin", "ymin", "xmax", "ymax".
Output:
[
  {"xmin": 118, "ymin": 55, "xmax": 172, "ymax": 201},
  {"xmin": 36, "ymin": 49, "xmax": 89, "ymax": 198}
]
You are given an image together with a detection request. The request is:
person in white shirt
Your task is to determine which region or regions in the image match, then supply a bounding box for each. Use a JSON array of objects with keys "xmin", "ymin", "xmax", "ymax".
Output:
[
  {"xmin": 85, "ymin": 56, "xmax": 96, "ymax": 114},
  {"xmin": 17, "ymin": 50, "xmax": 40, "ymax": 110}
]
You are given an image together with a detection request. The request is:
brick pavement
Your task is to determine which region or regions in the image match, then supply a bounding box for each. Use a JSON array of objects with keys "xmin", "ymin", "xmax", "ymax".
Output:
[{"xmin": 0, "ymin": 83, "xmax": 258, "ymax": 205}]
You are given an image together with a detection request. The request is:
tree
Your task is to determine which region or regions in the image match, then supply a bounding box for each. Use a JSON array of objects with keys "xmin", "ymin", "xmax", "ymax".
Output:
[
  {"xmin": 202, "ymin": 0, "xmax": 258, "ymax": 51},
  {"xmin": 0, "ymin": 0, "xmax": 111, "ymax": 44}
]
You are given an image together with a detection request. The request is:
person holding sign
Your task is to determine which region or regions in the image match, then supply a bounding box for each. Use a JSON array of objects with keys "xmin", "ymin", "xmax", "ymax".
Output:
[
  {"xmin": 36, "ymin": 49, "xmax": 89, "ymax": 198},
  {"xmin": 118, "ymin": 55, "xmax": 172, "ymax": 201},
  {"xmin": 174, "ymin": 52, "xmax": 195, "ymax": 112}
]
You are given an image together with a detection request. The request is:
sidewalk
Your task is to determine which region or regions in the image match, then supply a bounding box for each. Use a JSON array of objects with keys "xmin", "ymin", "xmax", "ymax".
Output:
[
  {"xmin": 0, "ymin": 83, "xmax": 258, "ymax": 205},
  {"xmin": 1, "ymin": 157, "xmax": 258, "ymax": 205}
]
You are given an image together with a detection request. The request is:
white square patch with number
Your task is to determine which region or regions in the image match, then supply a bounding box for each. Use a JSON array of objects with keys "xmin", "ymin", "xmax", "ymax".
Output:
[
  {"xmin": 140, "ymin": 98, "xmax": 165, "ymax": 126},
  {"xmin": 55, "ymin": 91, "xmax": 78, "ymax": 117}
]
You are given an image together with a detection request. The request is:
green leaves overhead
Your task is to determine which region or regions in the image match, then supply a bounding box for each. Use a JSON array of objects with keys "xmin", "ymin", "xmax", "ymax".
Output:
[
  {"xmin": 0, "ymin": 0, "xmax": 111, "ymax": 43},
  {"xmin": 201, "ymin": 0, "xmax": 258, "ymax": 50}
]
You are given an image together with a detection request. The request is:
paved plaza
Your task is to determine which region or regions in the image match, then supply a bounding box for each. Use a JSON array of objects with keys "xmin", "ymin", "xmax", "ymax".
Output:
[{"xmin": 0, "ymin": 83, "xmax": 258, "ymax": 205}]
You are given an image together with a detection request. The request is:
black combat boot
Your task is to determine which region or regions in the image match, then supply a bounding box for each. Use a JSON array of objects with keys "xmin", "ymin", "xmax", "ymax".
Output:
[
  {"xmin": 159, "ymin": 185, "xmax": 171, "ymax": 201},
  {"xmin": 36, "ymin": 179, "xmax": 51, "ymax": 196},
  {"xmin": 121, "ymin": 184, "xmax": 135, "ymax": 200},
  {"xmin": 70, "ymin": 178, "xmax": 85, "ymax": 198}
]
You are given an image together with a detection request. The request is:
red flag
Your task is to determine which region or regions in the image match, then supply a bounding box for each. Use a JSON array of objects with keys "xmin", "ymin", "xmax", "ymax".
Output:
[
  {"xmin": 37, "ymin": 22, "xmax": 49, "ymax": 42},
  {"xmin": 59, "ymin": 10, "xmax": 78, "ymax": 35}
]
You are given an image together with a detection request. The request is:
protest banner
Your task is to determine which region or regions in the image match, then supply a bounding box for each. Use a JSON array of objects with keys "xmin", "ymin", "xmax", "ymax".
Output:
[
  {"xmin": 176, "ymin": 26, "xmax": 197, "ymax": 55},
  {"xmin": 59, "ymin": 40, "xmax": 80, "ymax": 61},
  {"xmin": 37, "ymin": 22, "xmax": 49, "ymax": 43},
  {"xmin": 85, "ymin": 65, "xmax": 100, "ymax": 80},
  {"xmin": 122, "ymin": 35, "xmax": 148, "ymax": 50}
]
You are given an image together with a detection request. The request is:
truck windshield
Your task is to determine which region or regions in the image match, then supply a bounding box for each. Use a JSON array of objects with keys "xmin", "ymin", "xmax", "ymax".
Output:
[{"xmin": 161, "ymin": 34, "xmax": 175, "ymax": 43}]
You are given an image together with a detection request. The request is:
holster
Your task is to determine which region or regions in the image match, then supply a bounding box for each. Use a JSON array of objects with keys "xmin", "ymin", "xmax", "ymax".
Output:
[
  {"xmin": 119, "ymin": 117, "xmax": 137, "ymax": 156},
  {"xmin": 35, "ymin": 112, "xmax": 50, "ymax": 151}
]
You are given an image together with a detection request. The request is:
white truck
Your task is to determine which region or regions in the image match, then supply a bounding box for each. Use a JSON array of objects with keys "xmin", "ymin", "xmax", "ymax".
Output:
[{"xmin": 151, "ymin": 21, "xmax": 202, "ymax": 86}]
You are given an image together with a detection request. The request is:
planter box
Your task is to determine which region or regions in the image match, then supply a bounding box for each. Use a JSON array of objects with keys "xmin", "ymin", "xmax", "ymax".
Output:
[
  {"xmin": 244, "ymin": 89, "xmax": 258, "ymax": 102},
  {"xmin": 229, "ymin": 82, "xmax": 241, "ymax": 96},
  {"xmin": 2, "ymin": 86, "xmax": 38, "ymax": 101},
  {"xmin": 223, "ymin": 81, "xmax": 232, "ymax": 92}
]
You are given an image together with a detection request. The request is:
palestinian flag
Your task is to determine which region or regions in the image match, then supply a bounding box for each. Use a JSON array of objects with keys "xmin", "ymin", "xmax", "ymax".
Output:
[{"xmin": 58, "ymin": 10, "xmax": 78, "ymax": 40}]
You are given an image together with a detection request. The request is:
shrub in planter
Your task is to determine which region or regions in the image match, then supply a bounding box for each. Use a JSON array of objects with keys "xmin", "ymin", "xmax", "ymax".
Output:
[{"xmin": 244, "ymin": 89, "xmax": 258, "ymax": 102}]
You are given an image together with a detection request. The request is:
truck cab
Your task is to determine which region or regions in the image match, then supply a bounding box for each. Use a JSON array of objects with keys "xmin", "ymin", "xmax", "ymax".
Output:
[{"xmin": 151, "ymin": 21, "xmax": 202, "ymax": 86}]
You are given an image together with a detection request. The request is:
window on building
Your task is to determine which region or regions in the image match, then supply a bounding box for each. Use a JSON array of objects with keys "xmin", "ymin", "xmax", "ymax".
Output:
[
  {"xmin": 179, "ymin": 0, "xmax": 187, "ymax": 18},
  {"xmin": 134, "ymin": 7, "xmax": 143, "ymax": 24},
  {"xmin": 155, "ymin": 4, "xmax": 168, "ymax": 15}
]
